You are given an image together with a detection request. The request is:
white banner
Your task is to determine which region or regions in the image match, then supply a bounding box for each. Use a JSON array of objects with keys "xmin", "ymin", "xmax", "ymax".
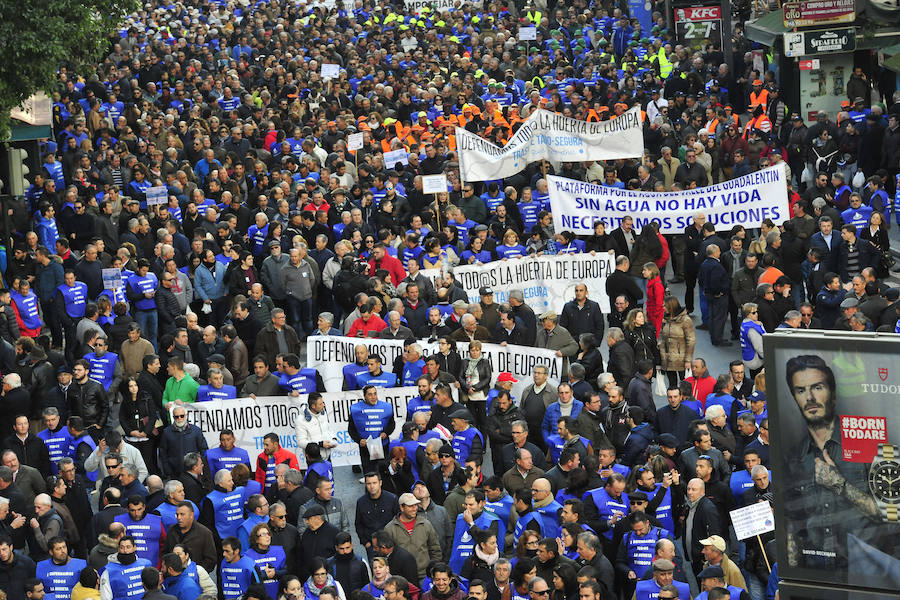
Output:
[
  {"xmin": 306, "ymin": 335, "xmax": 563, "ymax": 401},
  {"xmin": 452, "ymin": 253, "xmax": 614, "ymax": 314},
  {"xmin": 456, "ymin": 107, "xmax": 643, "ymax": 182},
  {"xmin": 403, "ymin": 0, "xmax": 463, "ymax": 11},
  {"xmin": 547, "ymin": 163, "xmax": 790, "ymax": 235},
  {"xmin": 182, "ymin": 389, "xmax": 418, "ymax": 467}
]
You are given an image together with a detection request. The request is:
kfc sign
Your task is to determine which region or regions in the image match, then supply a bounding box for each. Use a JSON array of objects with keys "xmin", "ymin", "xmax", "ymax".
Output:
[{"xmin": 675, "ymin": 5, "xmax": 722, "ymax": 21}]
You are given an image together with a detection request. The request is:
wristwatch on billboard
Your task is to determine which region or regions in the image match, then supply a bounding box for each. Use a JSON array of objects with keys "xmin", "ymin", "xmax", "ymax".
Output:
[{"xmin": 868, "ymin": 443, "xmax": 900, "ymax": 522}]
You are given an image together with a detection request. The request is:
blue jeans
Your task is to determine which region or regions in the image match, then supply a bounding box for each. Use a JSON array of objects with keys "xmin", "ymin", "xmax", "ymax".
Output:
[
  {"xmin": 135, "ymin": 309, "xmax": 158, "ymax": 351},
  {"xmin": 699, "ymin": 289, "xmax": 709, "ymax": 325},
  {"xmin": 286, "ymin": 296, "xmax": 313, "ymax": 339}
]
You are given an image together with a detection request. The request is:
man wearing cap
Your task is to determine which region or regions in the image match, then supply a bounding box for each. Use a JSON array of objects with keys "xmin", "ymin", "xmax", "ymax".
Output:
[
  {"xmin": 297, "ymin": 505, "xmax": 339, "ymax": 580},
  {"xmin": 696, "ymin": 565, "xmax": 749, "ymax": 600},
  {"xmin": 477, "ymin": 288, "xmax": 500, "ymax": 333},
  {"xmin": 450, "ymin": 408, "xmax": 484, "ymax": 464},
  {"xmin": 633, "ymin": 558, "xmax": 690, "ymax": 600},
  {"xmin": 384, "ymin": 493, "xmax": 442, "ymax": 581},
  {"xmin": 699, "ymin": 536, "xmax": 746, "ymax": 590},
  {"xmin": 536, "ymin": 311, "xmax": 578, "ymax": 361}
]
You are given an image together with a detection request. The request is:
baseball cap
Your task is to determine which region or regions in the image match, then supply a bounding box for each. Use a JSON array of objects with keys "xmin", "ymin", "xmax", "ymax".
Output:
[
  {"xmin": 657, "ymin": 433, "xmax": 678, "ymax": 448},
  {"xmin": 207, "ymin": 353, "xmax": 226, "ymax": 365},
  {"xmin": 749, "ymin": 391, "xmax": 766, "ymax": 404},
  {"xmin": 497, "ymin": 372, "xmax": 518, "ymax": 383},
  {"xmin": 699, "ymin": 535, "xmax": 727, "ymax": 552},
  {"xmin": 399, "ymin": 493, "xmax": 421, "ymax": 506},
  {"xmin": 479, "ymin": 286, "xmax": 494, "ymax": 296}
]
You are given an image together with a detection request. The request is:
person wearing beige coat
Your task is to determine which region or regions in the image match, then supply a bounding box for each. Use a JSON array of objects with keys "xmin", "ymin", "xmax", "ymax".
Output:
[{"xmin": 658, "ymin": 296, "xmax": 696, "ymax": 388}]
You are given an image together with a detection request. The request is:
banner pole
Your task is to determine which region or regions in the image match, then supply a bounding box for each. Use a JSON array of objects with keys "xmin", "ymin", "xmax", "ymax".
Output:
[
  {"xmin": 434, "ymin": 193, "xmax": 441, "ymax": 232},
  {"xmin": 757, "ymin": 535, "xmax": 771, "ymax": 573}
]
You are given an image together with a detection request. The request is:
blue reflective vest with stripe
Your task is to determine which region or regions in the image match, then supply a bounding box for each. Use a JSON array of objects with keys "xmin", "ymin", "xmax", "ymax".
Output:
[
  {"xmin": 37, "ymin": 427, "xmax": 73, "ymax": 474},
  {"xmin": 635, "ymin": 578, "xmax": 690, "ymax": 600},
  {"xmin": 206, "ymin": 487, "xmax": 246, "ymax": 539},
  {"xmin": 622, "ymin": 526, "xmax": 670, "ymax": 574},
  {"xmin": 11, "ymin": 291, "xmax": 42, "ymax": 330},
  {"xmin": 85, "ymin": 351, "xmax": 118, "ymax": 391},
  {"xmin": 106, "ymin": 558, "xmax": 152, "ymax": 599},
  {"xmin": 452, "ymin": 427, "xmax": 483, "ymax": 463},
  {"xmin": 220, "ymin": 556, "xmax": 259, "ymax": 599},
  {"xmin": 127, "ymin": 273, "xmax": 158, "ymax": 310},
  {"xmin": 449, "ymin": 511, "xmax": 503, "ymax": 574},
  {"xmin": 350, "ymin": 400, "xmax": 393, "ymax": 438},
  {"xmin": 206, "ymin": 446, "xmax": 251, "ymax": 475},
  {"xmin": 57, "ymin": 283, "xmax": 88, "ymax": 318},
  {"xmin": 154, "ymin": 500, "xmax": 199, "ymax": 531},
  {"xmin": 583, "ymin": 488, "xmax": 628, "ymax": 539},
  {"xmin": 197, "ymin": 384, "xmax": 237, "ymax": 402},
  {"xmin": 114, "ymin": 513, "xmax": 164, "ymax": 564},
  {"xmin": 37, "ymin": 557, "xmax": 86, "ymax": 600}
]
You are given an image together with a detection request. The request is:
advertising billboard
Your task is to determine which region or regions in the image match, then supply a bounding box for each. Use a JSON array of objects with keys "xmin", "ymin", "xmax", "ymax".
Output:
[{"xmin": 765, "ymin": 330, "xmax": 900, "ymax": 592}]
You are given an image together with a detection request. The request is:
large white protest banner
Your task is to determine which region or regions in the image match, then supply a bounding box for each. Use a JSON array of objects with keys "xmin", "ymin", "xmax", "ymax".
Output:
[
  {"xmin": 548, "ymin": 163, "xmax": 789, "ymax": 235},
  {"xmin": 452, "ymin": 253, "xmax": 614, "ymax": 314},
  {"xmin": 182, "ymin": 388, "xmax": 418, "ymax": 467},
  {"xmin": 456, "ymin": 107, "xmax": 643, "ymax": 182},
  {"xmin": 307, "ymin": 335, "xmax": 563, "ymax": 401}
]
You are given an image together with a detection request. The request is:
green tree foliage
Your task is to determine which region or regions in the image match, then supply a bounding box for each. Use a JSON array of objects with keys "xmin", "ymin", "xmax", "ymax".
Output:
[{"xmin": 0, "ymin": 0, "xmax": 139, "ymax": 138}]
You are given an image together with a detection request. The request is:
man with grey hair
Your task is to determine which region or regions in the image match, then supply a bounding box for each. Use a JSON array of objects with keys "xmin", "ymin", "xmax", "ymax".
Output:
[
  {"xmin": 117, "ymin": 463, "xmax": 148, "ymax": 499},
  {"xmin": 281, "ymin": 468, "xmax": 312, "ymax": 525},
  {"xmin": 507, "ymin": 289, "xmax": 537, "ymax": 345},
  {"xmin": 154, "ymin": 479, "xmax": 198, "ymax": 531},
  {"xmin": 451, "ymin": 312, "xmax": 490, "ymax": 342},
  {"xmin": 606, "ymin": 327, "xmax": 634, "ymax": 390},
  {"xmin": 380, "ymin": 310, "xmax": 413, "ymax": 340},
  {"xmin": 779, "ymin": 310, "xmax": 801, "ymax": 329}
]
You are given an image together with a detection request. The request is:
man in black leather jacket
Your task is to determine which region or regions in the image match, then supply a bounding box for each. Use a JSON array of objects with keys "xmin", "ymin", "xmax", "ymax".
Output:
[{"xmin": 71, "ymin": 358, "xmax": 109, "ymax": 438}]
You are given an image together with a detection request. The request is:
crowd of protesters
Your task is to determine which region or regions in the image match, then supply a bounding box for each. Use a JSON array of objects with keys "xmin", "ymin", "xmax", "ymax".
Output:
[{"xmin": 1, "ymin": 0, "xmax": 900, "ymax": 599}]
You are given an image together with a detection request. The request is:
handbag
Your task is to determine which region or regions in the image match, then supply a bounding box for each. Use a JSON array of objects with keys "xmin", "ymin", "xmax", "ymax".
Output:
[
  {"xmin": 653, "ymin": 374, "xmax": 667, "ymax": 397},
  {"xmin": 880, "ymin": 250, "xmax": 895, "ymax": 271}
]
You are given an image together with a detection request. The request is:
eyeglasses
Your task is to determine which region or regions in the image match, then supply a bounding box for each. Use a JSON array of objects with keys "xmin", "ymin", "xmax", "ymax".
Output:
[
  {"xmin": 174, "ymin": 414, "xmax": 187, "ymax": 419},
  {"xmin": 532, "ymin": 590, "xmax": 550, "ymax": 596},
  {"xmin": 271, "ymin": 513, "xmax": 286, "ymax": 519},
  {"xmin": 630, "ymin": 500, "xmax": 647, "ymax": 505}
]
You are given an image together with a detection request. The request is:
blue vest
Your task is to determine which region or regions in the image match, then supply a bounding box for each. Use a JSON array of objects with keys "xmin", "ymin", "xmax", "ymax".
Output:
[
  {"xmin": 45, "ymin": 161, "xmax": 65, "ymax": 188},
  {"xmin": 740, "ymin": 320, "xmax": 766, "ymax": 361},
  {"xmin": 350, "ymin": 399, "xmax": 394, "ymax": 439},
  {"xmin": 114, "ymin": 513, "xmax": 164, "ymax": 564},
  {"xmin": 37, "ymin": 427, "xmax": 73, "ymax": 474},
  {"xmin": 584, "ymin": 488, "xmax": 629, "ymax": 539},
  {"xmin": 634, "ymin": 578, "xmax": 690, "ymax": 600},
  {"xmin": 70, "ymin": 433, "xmax": 98, "ymax": 481},
  {"xmin": 696, "ymin": 585, "xmax": 745, "ymax": 600},
  {"xmin": 513, "ymin": 503, "xmax": 562, "ymax": 544},
  {"xmin": 182, "ymin": 561, "xmax": 201, "ymax": 589},
  {"xmin": 163, "ymin": 571, "xmax": 203, "ymax": 600},
  {"xmin": 206, "ymin": 446, "xmax": 251, "ymax": 475},
  {"xmin": 57, "ymin": 283, "xmax": 88, "ymax": 318},
  {"xmin": 37, "ymin": 557, "xmax": 87, "ymax": 600},
  {"xmin": 449, "ymin": 511, "xmax": 503, "ymax": 573},
  {"xmin": 356, "ymin": 370, "xmax": 398, "ymax": 388},
  {"xmin": 197, "ymin": 384, "xmax": 237, "ymax": 402},
  {"xmin": 646, "ymin": 484, "xmax": 674, "ymax": 533},
  {"xmin": 105, "ymin": 558, "xmax": 152, "ymax": 600},
  {"xmin": 343, "ymin": 362, "xmax": 368, "ymax": 389},
  {"xmin": 622, "ymin": 526, "xmax": 670, "ymax": 574},
  {"xmin": 246, "ymin": 545, "xmax": 286, "ymax": 598},
  {"xmin": 84, "ymin": 351, "xmax": 118, "ymax": 391},
  {"xmin": 238, "ymin": 514, "xmax": 269, "ymax": 551},
  {"xmin": 206, "ymin": 487, "xmax": 246, "ymax": 539},
  {"xmin": 706, "ymin": 394, "xmax": 736, "ymax": 422},
  {"xmin": 127, "ymin": 273, "xmax": 158, "ymax": 310},
  {"xmin": 406, "ymin": 396, "xmax": 433, "ymax": 416},
  {"xmin": 304, "ymin": 460, "xmax": 334, "ymax": 486},
  {"xmin": 484, "ymin": 494, "xmax": 514, "ymax": 532},
  {"xmin": 841, "ymin": 205, "xmax": 873, "ymax": 233},
  {"xmin": 11, "ymin": 290, "xmax": 42, "ymax": 330},
  {"xmin": 452, "ymin": 427, "xmax": 484, "ymax": 463},
  {"xmin": 220, "ymin": 556, "xmax": 259, "ymax": 599},
  {"xmin": 546, "ymin": 434, "xmax": 565, "ymax": 465},
  {"xmin": 389, "ymin": 438, "xmax": 422, "ymax": 479},
  {"xmin": 402, "ymin": 359, "xmax": 426, "ymax": 386},
  {"xmin": 682, "ymin": 399, "xmax": 703, "ymax": 418},
  {"xmin": 242, "ymin": 480, "xmax": 262, "ymax": 506},
  {"xmin": 278, "ymin": 371, "xmax": 316, "ymax": 394},
  {"xmin": 247, "ymin": 224, "xmax": 269, "ymax": 255},
  {"xmin": 154, "ymin": 500, "xmax": 199, "ymax": 531}
]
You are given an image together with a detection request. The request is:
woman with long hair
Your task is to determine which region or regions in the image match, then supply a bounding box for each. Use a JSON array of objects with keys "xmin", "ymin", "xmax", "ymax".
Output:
[
  {"xmin": 860, "ymin": 211, "xmax": 890, "ymax": 277},
  {"xmin": 278, "ymin": 575, "xmax": 305, "ymax": 600},
  {"xmin": 460, "ymin": 528, "xmax": 500, "ymax": 584},
  {"xmin": 560, "ymin": 523, "xmax": 582, "ymax": 560},
  {"xmin": 246, "ymin": 523, "xmax": 287, "ymax": 599},
  {"xmin": 624, "ymin": 308, "xmax": 661, "ymax": 367},
  {"xmin": 551, "ymin": 563, "xmax": 579, "ymax": 600},
  {"xmin": 118, "ymin": 376, "xmax": 161, "ymax": 473},
  {"xmin": 739, "ymin": 302, "xmax": 766, "ymax": 378},
  {"xmin": 574, "ymin": 333, "xmax": 605, "ymax": 387},
  {"xmin": 658, "ymin": 296, "xmax": 695, "ymax": 388}
]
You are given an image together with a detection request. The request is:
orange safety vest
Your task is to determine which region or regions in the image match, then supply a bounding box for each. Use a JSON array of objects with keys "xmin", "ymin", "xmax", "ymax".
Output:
[
  {"xmin": 705, "ymin": 117, "xmax": 720, "ymax": 137},
  {"xmin": 750, "ymin": 89, "xmax": 769, "ymax": 111},
  {"xmin": 742, "ymin": 114, "xmax": 772, "ymax": 140},
  {"xmin": 586, "ymin": 109, "xmax": 601, "ymax": 122}
]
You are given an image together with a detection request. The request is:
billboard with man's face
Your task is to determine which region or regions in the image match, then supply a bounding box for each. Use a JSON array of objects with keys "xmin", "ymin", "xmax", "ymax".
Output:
[{"xmin": 765, "ymin": 331, "xmax": 900, "ymax": 593}]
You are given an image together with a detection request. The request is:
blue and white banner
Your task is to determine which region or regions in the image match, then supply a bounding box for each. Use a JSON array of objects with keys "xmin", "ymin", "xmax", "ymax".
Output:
[
  {"xmin": 548, "ymin": 163, "xmax": 790, "ymax": 235},
  {"xmin": 307, "ymin": 335, "xmax": 563, "ymax": 402},
  {"xmin": 456, "ymin": 107, "xmax": 644, "ymax": 182},
  {"xmin": 183, "ymin": 389, "xmax": 418, "ymax": 467},
  {"xmin": 453, "ymin": 253, "xmax": 615, "ymax": 314}
]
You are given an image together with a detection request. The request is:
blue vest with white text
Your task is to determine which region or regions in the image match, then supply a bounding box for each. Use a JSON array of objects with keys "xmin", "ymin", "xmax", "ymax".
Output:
[
  {"xmin": 206, "ymin": 487, "xmax": 246, "ymax": 539},
  {"xmin": 57, "ymin": 282, "xmax": 88, "ymax": 318},
  {"xmin": 449, "ymin": 511, "xmax": 503, "ymax": 573},
  {"xmin": 11, "ymin": 290, "xmax": 42, "ymax": 330},
  {"xmin": 37, "ymin": 427, "xmax": 73, "ymax": 474},
  {"xmin": 584, "ymin": 487, "xmax": 629, "ymax": 539},
  {"xmin": 452, "ymin": 427, "xmax": 483, "ymax": 463},
  {"xmin": 37, "ymin": 557, "xmax": 87, "ymax": 600},
  {"xmin": 197, "ymin": 384, "xmax": 237, "ymax": 402},
  {"xmin": 634, "ymin": 578, "xmax": 690, "ymax": 600},
  {"xmin": 84, "ymin": 351, "xmax": 118, "ymax": 391},
  {"xmin": 206, "ymin": 446, "xmax": 251, "ymax": 475},
  {"xmin": 114, "ymin": 512, "xmax": 164, "ymax": 564},
  {"xmin": 350, "ymin": 400, "xmax": 394, "ymax": 439}
]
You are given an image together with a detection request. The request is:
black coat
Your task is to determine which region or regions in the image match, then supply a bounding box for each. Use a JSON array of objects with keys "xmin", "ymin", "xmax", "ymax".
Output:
[
  {"xmin": 385, "ymin": 544, "xmax": 421, "ymax": 587},
  {"xmin": 607, "ymin": 341, "xmax": 635, "ymax": 390},
  {"xmin": 559, "ymin": 298, "xmax": 605, "ymax": 341},
  {"xmin": 298, "ymin": 521, "xmax": 339, "ymax": 580},
  {"xmin": 837, "ymin": 237, "xmax": 879, "ymax": 282},
  {"xmin": 605, "ymin": 270, "xmax": 643, "ymax": 311},
  {"xmin": 678, "ymin": 496, "xmax": 723, "ymax": 566},
  {"xmin": 0, "ymin": 551, "xmax": 36, "ymax": 600}
]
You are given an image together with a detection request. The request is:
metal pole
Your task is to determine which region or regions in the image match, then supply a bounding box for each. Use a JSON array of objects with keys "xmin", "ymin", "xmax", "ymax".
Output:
[{"xmin": 722, "ymin": 0, "xmax": 734, "ymax": 72}]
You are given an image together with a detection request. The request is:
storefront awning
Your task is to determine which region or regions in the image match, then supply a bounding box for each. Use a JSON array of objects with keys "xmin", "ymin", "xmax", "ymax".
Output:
[{"xmin": 745, "ymin": 11, "xmax": 790, "ymax": 46}]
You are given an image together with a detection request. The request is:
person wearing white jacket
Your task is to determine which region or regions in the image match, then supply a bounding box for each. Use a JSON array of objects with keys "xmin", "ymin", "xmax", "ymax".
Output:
[{"xmin": 296, "ymin": 392, "xmax": 338, "ymax": 460}]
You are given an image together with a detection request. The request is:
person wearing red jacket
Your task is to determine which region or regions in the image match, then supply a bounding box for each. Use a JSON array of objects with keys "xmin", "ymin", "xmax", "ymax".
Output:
[
  {"xmin": 348, "ymin": 299, "xmax": 388, "ymax": 338},
  {"xmin": 368, "ymin": 243, "xmax": 406, "ymax": 287},
  {"xmin": 255, "ymin": 432, "xmax": 300, "ymax": 493},
  {"xmin": 684, "ymin": 359, "xmax": 717, "ymax": 408},
  {"xmin": 643, "ymin": 262, "xmax": 666, "ymax": 337}
]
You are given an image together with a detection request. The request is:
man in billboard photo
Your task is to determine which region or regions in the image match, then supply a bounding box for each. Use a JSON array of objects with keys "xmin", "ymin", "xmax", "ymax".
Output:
[{"xmin": 782, "ymin": 354, "xmax": 898, "ymax": 582}]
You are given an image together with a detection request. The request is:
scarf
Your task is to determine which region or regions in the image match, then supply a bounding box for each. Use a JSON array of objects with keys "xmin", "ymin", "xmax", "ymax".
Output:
[{"xmin": 475, "ymin": 544, "xmax": 500, "ymax": 566}]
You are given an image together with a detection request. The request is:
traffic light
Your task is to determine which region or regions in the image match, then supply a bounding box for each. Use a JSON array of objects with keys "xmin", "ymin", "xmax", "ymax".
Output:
[{"xmin": 5, "ymin": 147, "xmax": 29, "ymax": 196}]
